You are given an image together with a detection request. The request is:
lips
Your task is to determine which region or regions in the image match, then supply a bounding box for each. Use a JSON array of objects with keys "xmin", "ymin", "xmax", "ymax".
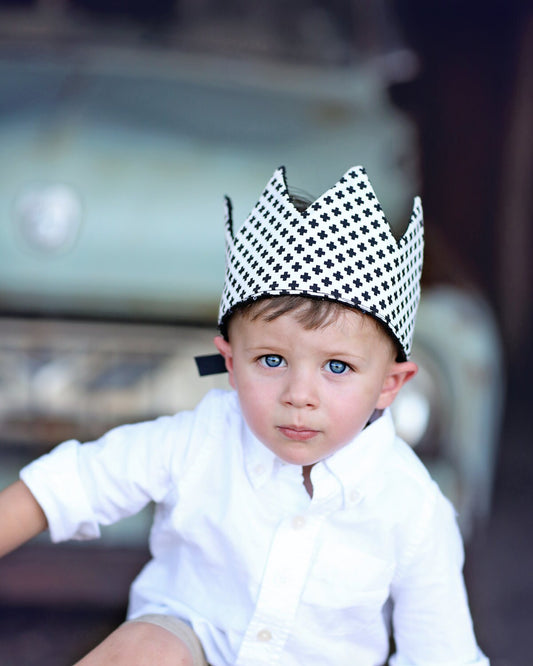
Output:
[{"xmin": 278, "ymin": 426, "xmax": 319, "ymax": 442}]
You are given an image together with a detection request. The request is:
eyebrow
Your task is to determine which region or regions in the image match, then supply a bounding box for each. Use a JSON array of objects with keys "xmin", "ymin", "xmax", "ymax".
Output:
[{"xmin": 245, "ymin": 342, "xmax": 367, "ymax": 362}]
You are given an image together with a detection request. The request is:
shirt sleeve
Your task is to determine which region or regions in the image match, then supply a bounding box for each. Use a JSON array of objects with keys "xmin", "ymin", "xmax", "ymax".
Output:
[
  {"xmin": 20, "ymin": 412, "xmax": 190, "ymax": 544},
  {"xmin": 390, "ymin": 485, "xmax": 490, "ymax": 666}
]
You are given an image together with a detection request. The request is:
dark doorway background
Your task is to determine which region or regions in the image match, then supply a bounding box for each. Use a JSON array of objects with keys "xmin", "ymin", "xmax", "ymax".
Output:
[{"xmin": 392, "ymin": 3, "xmax": 532, "ymax": 662}]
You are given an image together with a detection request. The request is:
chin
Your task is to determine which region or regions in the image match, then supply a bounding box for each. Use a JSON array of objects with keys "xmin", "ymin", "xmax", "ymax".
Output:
[{"xmin": 275, "ymin": 448, "xmax": 321, "ymax": 468}]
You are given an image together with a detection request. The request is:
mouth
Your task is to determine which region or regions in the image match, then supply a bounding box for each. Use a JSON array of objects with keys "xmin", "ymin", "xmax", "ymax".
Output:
[{"xmin": 277, "ymin": 426, "xmax": 320, "ymax": 442}]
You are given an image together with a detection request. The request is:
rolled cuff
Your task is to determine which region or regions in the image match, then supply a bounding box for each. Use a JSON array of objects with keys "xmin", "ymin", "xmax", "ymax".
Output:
[{"xmin": 20, "ymin": 439, "xmax": 101, "ymax": 543}]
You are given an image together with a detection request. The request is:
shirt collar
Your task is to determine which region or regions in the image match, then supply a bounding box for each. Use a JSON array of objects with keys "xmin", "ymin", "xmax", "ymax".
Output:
[
  {"xmin": 241, "ymin": 420, "xmax": 279, "ymax": 490},
  {"xmin": 321, "ymin": 409, "xmax": 396, "ymax": 506}
]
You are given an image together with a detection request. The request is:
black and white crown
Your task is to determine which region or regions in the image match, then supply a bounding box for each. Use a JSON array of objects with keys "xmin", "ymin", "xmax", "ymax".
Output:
[{"xmin": 219, "ymin": 165, "xmax": 424, "ymax": 359}]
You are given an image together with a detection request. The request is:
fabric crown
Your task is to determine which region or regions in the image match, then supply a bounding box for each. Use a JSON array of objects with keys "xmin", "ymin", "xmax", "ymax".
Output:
[{"xmin": 218, "ymin": 165, "xmax": 424, "ymax": 360}]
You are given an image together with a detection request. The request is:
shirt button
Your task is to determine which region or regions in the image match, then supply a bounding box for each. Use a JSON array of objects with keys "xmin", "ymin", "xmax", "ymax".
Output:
[
  {"xmin": 350, "ymin": 489, "xmax": 361, "ymax": 503},
  {"xmin": 292, "ymin": 515, "xmax": 306, "ymax": 530},
  {"xmin": 257, "ymin": 628, "xmax": 272, "ymax": 642},
  {"xmin": 254, "ymin": 463, "xmax": 266, "ymax": 476}
]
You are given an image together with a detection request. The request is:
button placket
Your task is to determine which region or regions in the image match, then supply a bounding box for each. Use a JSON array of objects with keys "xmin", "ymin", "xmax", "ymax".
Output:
[
  {"xmin": 291, "ymin": 515, "xmax": 306, "ymax": 530},
  {"xmin": 235, "ymin": 513, "xmax": 326, "ymax": 665},
  {"xmin": 256, "ymin": 628, "xmax": 272, "ymax": 642}
]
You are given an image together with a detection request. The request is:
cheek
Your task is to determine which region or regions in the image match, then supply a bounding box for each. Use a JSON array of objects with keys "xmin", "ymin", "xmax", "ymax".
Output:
[
  {"xmin": 238, "ymin": 392, "xmax": 273, "ymax": 443},
  {"xmin": 329, "ymin": 384, "xmax": 381, "ymax": 425},
  {"xmin": 233, "ymin": 369, "xmax": 253, "ymax": 398},
  {"xmin": 234, "ymin": 375, "xmax": 269, "ymax": 423}
]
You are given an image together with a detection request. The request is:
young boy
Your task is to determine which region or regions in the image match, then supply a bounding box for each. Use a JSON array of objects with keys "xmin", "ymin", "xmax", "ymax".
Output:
[{"xmin": 0, "ymin": 166, "xmax": 489, "ymax": 665}]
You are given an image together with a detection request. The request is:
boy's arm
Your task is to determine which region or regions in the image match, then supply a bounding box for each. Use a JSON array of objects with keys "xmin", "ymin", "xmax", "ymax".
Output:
[
  {"xmin": 391, "ymin": 492, "xmax": 489, "ymax": 665},
  {"xmin": 0, "ymin": 480, "xmax": 48, "ymax": 557}
]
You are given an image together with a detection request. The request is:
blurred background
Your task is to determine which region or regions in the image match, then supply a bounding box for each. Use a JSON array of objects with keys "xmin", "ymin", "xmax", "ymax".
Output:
[{"xmin": 0, "ymin": 0, "xmax": 531, "ymax": 663}]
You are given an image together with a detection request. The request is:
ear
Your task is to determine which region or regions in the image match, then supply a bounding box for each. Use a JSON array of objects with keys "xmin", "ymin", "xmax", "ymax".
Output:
[
  {"xmin": 376, "ymin": 361, "xmax": 418, "ymax": 410},
  {"xmin": 213, "ymin": 336, "xmax": 236, "ymax": 388}
]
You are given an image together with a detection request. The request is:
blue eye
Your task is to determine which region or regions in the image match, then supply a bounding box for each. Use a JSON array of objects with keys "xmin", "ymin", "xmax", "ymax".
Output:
[
  {"xmin": 327, "ymin": 360, "xmax": 348, "ymax": 374},
  {"xmin": 262, "ymin": 354, "xmax": 283, "ymax": 368}
]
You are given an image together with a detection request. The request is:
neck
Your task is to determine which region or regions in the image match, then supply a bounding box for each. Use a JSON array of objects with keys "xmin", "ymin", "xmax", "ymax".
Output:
[{"xmin": 302, "ymin": 465, "xmax": 314, "ymax": 497}]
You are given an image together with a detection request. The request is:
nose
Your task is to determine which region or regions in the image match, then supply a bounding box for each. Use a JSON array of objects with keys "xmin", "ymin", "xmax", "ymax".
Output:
[{"xmin": 281, "ymin": 367, "xmax": 319, "ymax": 409}]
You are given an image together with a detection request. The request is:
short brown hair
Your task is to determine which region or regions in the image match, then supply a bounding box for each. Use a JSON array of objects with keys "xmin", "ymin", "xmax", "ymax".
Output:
[{"xmin": 226, "ymin": 295, "xmax": 401, "ymax": 359}]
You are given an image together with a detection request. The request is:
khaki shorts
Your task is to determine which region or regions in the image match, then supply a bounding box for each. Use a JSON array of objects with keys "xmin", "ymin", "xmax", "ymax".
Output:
[{"xmin": 128, "ymin": 614, "xmax": 208, "ymax": 666}]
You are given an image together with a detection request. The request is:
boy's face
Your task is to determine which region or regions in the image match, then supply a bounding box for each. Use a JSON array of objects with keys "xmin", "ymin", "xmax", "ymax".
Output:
[{"xmin": 214, "ymin": 308, "xmax": 417, "ymax": 468}]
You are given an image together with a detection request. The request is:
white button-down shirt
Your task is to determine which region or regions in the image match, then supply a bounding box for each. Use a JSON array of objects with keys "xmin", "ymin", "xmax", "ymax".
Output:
[{"xmin": 21, "ymin": 389, "xmax": 489, "ymax": 666}]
